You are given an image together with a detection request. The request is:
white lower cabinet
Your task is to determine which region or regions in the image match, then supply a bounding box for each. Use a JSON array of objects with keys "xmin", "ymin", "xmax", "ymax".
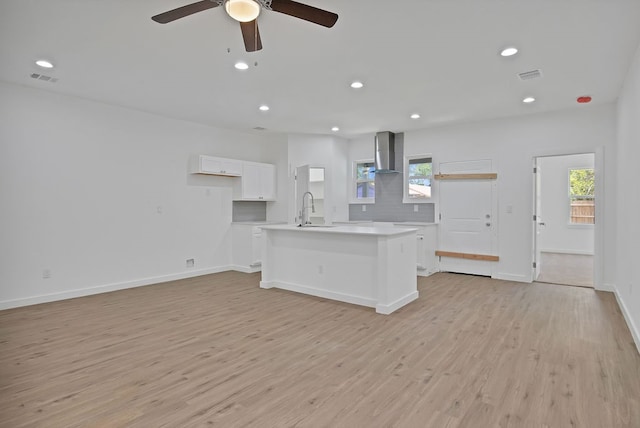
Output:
[
  {"xmin": 391, "ymin": 223, "xmax": 438, "ymax": 276},
  {"xmin": 231, "ymin": 224, "xmax": 265, "ymax": 273},
  {"xmin": 415, "ymin": 224, "xmax": 438, "ymax": 276}
]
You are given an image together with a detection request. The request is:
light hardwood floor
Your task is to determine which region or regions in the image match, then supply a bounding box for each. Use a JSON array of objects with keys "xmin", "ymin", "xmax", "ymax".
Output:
[{"xmin": 1, "ymin": 272, "xmax": 639, "ymax": 427}]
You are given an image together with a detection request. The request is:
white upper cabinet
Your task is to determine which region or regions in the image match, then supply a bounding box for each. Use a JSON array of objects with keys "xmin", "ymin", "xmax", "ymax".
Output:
[
  {"xmin": 190, "ymin": 155, "xmax": 242, "ymax": 176},
  {"xmin": 233, "ymin": 162, "xmax": 276, "ymax": 201}
]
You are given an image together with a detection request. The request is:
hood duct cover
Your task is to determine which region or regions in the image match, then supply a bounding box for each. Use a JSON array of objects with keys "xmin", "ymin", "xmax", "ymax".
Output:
[{"xmin": 375, "ymin": 131, "xmax": 398, "ymax": 173}]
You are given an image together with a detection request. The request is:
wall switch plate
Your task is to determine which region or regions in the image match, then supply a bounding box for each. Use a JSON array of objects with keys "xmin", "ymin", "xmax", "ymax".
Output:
[
  {"xmin": 42, "ymin": 269, "xmax": 51, "ymax": 279},
  {"xmin": 362, "ymin": 205, "xmax": 366, "ymax": 212},
  {"xmin": 506, "ymin": 204, "xmax": 513, "ymax": 214}
]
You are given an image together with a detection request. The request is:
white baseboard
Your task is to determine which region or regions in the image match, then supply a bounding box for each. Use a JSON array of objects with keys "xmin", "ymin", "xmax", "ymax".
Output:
[
  {"xmin": 612, "ymin": 286, "xmax": 640, "ymax": 356},
  {"xmin": 260, "ymin": 280, "xmax": 377, "ymax": 308},
  {"xmin": 493, "ymin": 272, "xmax": 531, "ymax": 283},
  {"xmin": 376, "ymin": 291, "xmax": 419, "ymax": 315},
  {"xmin": 596, "ymin": 282, "xmax": 616, "ymax": 293},
  {"xmin": 0, "ymin": 266, "xmax": 231, "ymax": 310},
  {"xmin": 417, "ymin": 268, "xmax": 438, "ymax": 277},
  {"xmin": 229, "ymin": 265, "xmax": 262, "ymax": 274}
]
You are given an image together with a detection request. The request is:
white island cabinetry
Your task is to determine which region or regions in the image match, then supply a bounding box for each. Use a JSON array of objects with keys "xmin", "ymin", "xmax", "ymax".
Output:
[
  {"xmin": 233, "ymin": 161, "xmax": 276, "ymax": 201},
  {"xmin": 260, "ymin": 225, "xmax": 419, "ymax": 314}
]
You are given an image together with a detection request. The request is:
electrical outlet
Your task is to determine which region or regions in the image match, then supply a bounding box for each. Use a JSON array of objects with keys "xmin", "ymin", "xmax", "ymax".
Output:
[
  {"xmin": 362, "ymin": 205, "xmax": 366, "ymax": 212},
  {"xmin": 414, "ymin": 205, "xmax": 419, "ymax": 212},
  {"xmin": 42, "ymin": 269, "xmax": 51, "ymax": 279},
  {"xmin": 186, "ymin": 259, "xmax": 195, "ymax": 268},
  {"xmin": 318, "ymin": 265, "xmax": 323, "ymax": 274}
]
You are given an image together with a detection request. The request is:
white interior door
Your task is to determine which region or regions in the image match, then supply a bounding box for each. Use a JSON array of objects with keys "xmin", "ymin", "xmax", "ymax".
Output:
[
  {"xmin": 534, "ymin": 159, "xmax": 543, "ymax": 280},
  {"xmin": 438, "ymin": 160, "xmax": 496, "ymax": 276}
]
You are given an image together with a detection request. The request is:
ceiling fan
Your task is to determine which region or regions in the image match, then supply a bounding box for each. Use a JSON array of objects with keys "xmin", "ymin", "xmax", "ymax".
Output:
[{"xmin": 151, "ymin": 0, "xmax": 338, "ymax": 52}]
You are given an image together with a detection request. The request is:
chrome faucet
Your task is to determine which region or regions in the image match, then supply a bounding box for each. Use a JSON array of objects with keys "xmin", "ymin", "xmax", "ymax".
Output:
[{"xmin": 300, "ymin": 191, "xmax": 315, "ymax": 226}]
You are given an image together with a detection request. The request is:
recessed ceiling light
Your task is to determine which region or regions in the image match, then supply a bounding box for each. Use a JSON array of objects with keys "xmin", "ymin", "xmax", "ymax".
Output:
[
  {"xmin": 350, "ymin": 81, "xmax": 364, "ymax": 89},
  {"xmin": 331, "ymin": 126, "xmax": 339, "ymax": 132},
  {"xmin": 259, "ymin": 105, "xmax": 269, "ymax": 111},
  {"xmin": 35, "ymin": 59, "xmax": 54, "ymax": 69},
  {"xmin": 410, "ymin": 113, "xmax": 420, "ymax": 119},
  {"xmin": 522, "ymin": 96, "xmax": 536, "ymax": 103},
  {"xmin": 234, "ymin": 61, "xmax": 249, "ymax": 70},
  {"xmin": 500, "ymin": 47, "xmax": 518, "ymax": 57}
]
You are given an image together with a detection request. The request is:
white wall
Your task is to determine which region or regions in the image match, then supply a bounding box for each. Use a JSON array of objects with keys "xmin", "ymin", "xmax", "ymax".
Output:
[
  {"xmin": 616, "ymin": 41, "xmax": 640, "ymax": 351},
  {"xmin": 537, "ymin": 153, "xmax": 595, "ymax": 254},
  {"xmin": 348, "ymin": 104, "xmax": 617, "ymax": 285},
  {"xmin": 287, "ymin": 134, "xmax": 349, "ymax": 224},
  {"xmin": 0, "ymin": 82, "xmax": 287, "ymax": 308}
]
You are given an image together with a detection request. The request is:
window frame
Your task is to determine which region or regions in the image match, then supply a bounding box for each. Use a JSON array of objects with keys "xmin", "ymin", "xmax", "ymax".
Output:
[
  {"xmin": 403, "ymin": 154, "xmax": 434, "ymax": 204},
  {"xmin": 351, "ymin": 159, "xmax": 376, "ymax": 204},
  {"xmin": 568, "ymin": 167, "xmax": 595, "ymax": 227}
]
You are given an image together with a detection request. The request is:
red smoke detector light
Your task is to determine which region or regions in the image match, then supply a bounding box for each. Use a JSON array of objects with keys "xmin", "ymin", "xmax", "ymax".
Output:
[{"xmin": 577, "ymin": 96, "xmax": 592, "ymax": 103}]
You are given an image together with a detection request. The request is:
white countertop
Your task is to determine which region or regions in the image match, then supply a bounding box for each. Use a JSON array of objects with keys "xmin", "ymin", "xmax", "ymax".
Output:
[
  {"xmin": 394, "ymin": 222, "xmax": 438, "ymax": 226},
  {"xmin": 231, "ymin": 221, "xmax": 287, "ymax": 225},
  {"xmin": 261, "ymin": 224, "xmax": 418, "ymax": 236}
]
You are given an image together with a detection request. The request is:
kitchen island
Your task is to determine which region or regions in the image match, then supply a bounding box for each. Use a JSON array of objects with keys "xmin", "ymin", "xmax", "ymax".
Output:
[{"xmin": 260, "ymin": 224, "xmax": 418, "ymax": 314}]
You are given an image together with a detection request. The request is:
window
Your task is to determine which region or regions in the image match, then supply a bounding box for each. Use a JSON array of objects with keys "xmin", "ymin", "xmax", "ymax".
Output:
[
  {"xmin": 569, "ymin": 168, "xmax": 595, "ymax": 224},
  {"xmin": 354, "ymin": 160, "xmax": 375, "ymax": 202},
  {"xmin": 404, "ymin": 155, "xmax": 433, "ymax": 202}
]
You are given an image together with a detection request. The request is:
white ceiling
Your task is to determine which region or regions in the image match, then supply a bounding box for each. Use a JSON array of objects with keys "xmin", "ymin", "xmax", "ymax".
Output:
[{"xmin": 1, "ymin": 0, "xmax": 639, "ymax": 138}]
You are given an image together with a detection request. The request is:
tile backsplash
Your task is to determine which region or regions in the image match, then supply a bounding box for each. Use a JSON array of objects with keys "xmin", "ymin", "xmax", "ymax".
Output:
[
  {"xmin": 349, "ymin": 133, "xmax": 435, "ymax": 223},
  {"xmin": 232, "ymin": 201, "xmax": 266, "ymax": 222}
]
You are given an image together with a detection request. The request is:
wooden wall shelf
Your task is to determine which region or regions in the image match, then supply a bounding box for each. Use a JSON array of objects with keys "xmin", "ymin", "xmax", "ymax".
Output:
[
  {"xmin": 434, "ymin": 173, "xmax": 498, "ymax": 180},
  {"xmin": 435, "ymin": 250, "xmax": 499, "ymax": 262}
]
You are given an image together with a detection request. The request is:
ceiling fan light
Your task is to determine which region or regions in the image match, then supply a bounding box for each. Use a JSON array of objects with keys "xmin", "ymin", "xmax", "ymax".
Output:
[
  {"xmin": 225, "ymin": 0, "xmax": 260, "ymax": 22},
  {"xmin": 35, "ymin": 59, "xmax": 54, "ymax": 69}
]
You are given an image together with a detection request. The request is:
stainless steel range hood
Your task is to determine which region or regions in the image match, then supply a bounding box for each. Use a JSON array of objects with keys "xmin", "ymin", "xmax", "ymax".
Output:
[{"xmin": 374, "ymin": 131, "xmax": 398, "ymax": 173}]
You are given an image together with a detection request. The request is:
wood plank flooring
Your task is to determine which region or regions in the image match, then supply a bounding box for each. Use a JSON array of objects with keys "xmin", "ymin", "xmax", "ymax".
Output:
[{"xmin": 1, "ymin": 272, "xmax": 639, "ymax": 427}]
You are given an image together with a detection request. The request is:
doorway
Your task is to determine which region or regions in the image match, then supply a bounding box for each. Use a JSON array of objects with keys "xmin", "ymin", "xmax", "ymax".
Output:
[{"xmin": 533, "ymin": 153, "xmax": 595, "ymax": 287}]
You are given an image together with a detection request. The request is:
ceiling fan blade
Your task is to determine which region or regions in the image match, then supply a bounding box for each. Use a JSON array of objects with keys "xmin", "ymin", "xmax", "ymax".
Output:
[
  {"xmin": 240, "ymin": 20, "xmax": 263, "ymax": 52},
  {"xmin": 270, "ymin": 0, "xmax": 338, "ymax": 28},
  {"xmin": 152, "ymin": 0, "xmax": 220, "ymax": 24}
]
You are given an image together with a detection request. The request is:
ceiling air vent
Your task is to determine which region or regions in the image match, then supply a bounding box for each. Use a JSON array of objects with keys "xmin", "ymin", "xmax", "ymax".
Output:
[
  {"xmin": 30, "ymin": 73, "xmax": 58, "ymax": 83},
  {"xmin": 517, "ymin": 69, "xmax": 543, "ymax": 81}
]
